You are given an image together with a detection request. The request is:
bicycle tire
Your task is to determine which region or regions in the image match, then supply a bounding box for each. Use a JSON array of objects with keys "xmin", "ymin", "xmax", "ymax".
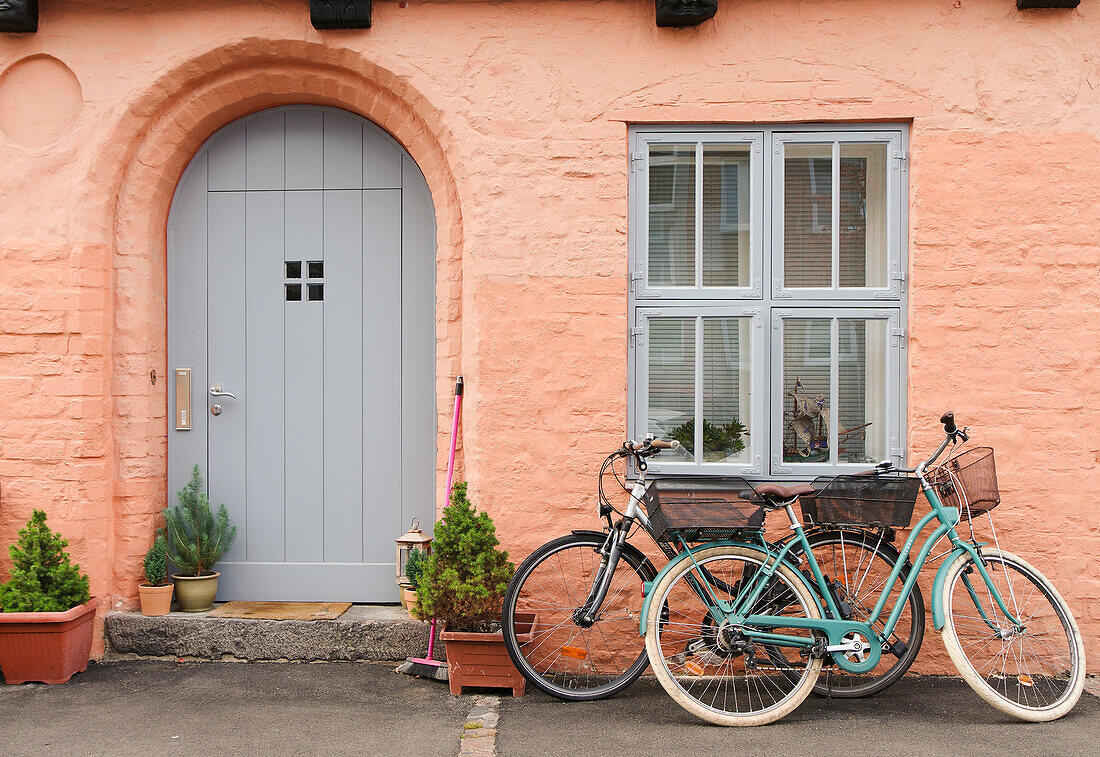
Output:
[
  {"xmin": 645, "ymin": 544, "xmax": 822, "ymax": 726},
  {"xmin": 796, "ymin": 530, "xmax": 925, "ymax": 698},
  {"xmin": 502, "ymin": 532, "xmax": 655, "ymax": 701},
  {"xmin": 940, "ymin": 548, "xmax": 1085, "ymax": 721}
]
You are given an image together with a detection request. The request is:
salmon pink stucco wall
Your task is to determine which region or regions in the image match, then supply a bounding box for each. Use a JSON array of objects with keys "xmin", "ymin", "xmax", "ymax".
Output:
[{"xmin": 0, "ymin": 1, "xmax": 1096, "ymax": 670}]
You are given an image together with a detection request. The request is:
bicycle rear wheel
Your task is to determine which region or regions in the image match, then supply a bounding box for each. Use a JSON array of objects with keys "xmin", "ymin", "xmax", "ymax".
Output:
[
  {"xmin": 798, "ymin": 530, "xmax": 925, "ymax": 698},
  {"xmin": 645, "ymin": 544, "xmax": 822, "ymax": 726},
  {"xmin": 941, "ymin": 548, "xmax": 1085, "ymax": 721},
  {"xmin": 502, "ymin": 533, "xmax": 654, "ymax": 701}
]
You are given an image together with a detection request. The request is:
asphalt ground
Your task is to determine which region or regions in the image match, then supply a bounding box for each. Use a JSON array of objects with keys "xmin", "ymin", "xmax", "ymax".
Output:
[{"xmin": 0, "ymin": 660, "xmax": 1097, "ymax": 756}]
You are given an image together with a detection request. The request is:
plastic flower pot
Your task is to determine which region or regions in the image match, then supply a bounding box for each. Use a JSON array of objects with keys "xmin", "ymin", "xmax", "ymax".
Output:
[{"xmin": 0, "ymin": 597, "xmax": 99, "ymax": 684}]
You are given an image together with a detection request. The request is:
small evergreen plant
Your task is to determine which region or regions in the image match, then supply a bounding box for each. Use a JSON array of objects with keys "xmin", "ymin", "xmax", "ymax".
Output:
[
  {"xmin": 159, "ymin": 465, "xmax": 236, "ymax": 577},
  {"xmin": 142, "ymin": 535, "xmax": 170, "ymax": 587},
  {"xmin": 0, "ymin": 510, "xmax": 91, "ymax": 613},
  {"xmin": 413, "ymin": 483, "xmax": 514, "ymax": 632},
  {"xmin": 404, "ymin": 548, "xmax": 427, "ymax": 591},
  {"xmin": 670, "ymin": 417, "xmax": 747, "ymax": 457}
]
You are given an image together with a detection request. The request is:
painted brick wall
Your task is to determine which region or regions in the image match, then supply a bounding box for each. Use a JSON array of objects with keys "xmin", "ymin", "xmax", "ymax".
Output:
[{"xmin": 0, "ymin": 1, "xmax": 1096, "ymax": 671}]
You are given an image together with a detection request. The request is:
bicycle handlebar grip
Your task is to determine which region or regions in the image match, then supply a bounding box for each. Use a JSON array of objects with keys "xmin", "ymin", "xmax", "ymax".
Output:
[
  {"xmin": 650, "ymin": 439, "xmax": 676, "ymax": 450},
  {"xmin": 940, "ymin": 411, "xmax": 957, "ymax": 434}
]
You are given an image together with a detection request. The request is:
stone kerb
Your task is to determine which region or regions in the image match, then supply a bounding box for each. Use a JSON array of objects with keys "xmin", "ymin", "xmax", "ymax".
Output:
[{"xmin": 89, "ymin": 39, "xmax": 466, "ymax": 615}]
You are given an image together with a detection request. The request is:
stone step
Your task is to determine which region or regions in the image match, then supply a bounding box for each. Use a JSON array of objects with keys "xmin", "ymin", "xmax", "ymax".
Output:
[{"xmin": 105, "ymin": 605, "xmax": 441, "ymax": 662}]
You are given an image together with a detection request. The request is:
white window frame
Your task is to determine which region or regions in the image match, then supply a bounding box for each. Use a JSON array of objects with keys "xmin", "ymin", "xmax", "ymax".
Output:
[
  {"xmin": 635, "ymin": 131, "xmax": 764, "ymax": 300},
  {"xmin": 634, "ymin": 306, "xmax": 766, "ymax": 477},
  {"xmin": 628, "ymin": 124, "xmax": 909, "ymax": 478}
]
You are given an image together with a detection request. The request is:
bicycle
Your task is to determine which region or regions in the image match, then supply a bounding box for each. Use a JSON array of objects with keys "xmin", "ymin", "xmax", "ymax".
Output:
[
  {"xmin": 642, "ymin": 412, "xmax": 1086, "ymax": 725},
  {"xmin": 501, "ymin": 438, "xmax": 925, "ymax": 701}
]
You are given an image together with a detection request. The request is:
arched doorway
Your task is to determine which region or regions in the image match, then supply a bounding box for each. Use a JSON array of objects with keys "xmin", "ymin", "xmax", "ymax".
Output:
[{"xmin": 167, "ymin": 105, "xmax": 436, "ymax": 601}]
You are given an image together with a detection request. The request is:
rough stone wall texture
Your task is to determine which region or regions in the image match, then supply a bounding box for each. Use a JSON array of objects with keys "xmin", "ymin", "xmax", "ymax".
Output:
[{"xmin": 0, "ymin": 1, "xmax": 1096, "ymax": 672}]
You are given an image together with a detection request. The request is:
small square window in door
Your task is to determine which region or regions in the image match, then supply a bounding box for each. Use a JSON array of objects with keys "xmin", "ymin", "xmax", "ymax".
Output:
[
  {"xmin": 308, "ymin": 283, "xmax": 324, "ymax": 301},
  {"xmin": 285, "ymin": 261, "xmax": 302, "ymax": 279},
  {"xmin": 285, "ymin": 283, "xmax": 302, "ymax": 301}
]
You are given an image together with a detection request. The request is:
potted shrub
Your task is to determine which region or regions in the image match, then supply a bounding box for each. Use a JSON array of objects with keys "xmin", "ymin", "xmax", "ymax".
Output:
[
  {"xmin": 414, "ymin": 483, "xmax": 531, "ymax": 696},
  {"xmin": 160, "ymin": 465, "xmax": 236, "ymax": 612},
  {"xmin": 0, "ymin": 510, "xmax": 97, "ymax": 684},
  {"xmin": 138, "ymin": 535, "xmax": 174, "ymax": 616},
  {"xmin": 402, "ymin": 548, "xmax": 427, "ymax": 619}
]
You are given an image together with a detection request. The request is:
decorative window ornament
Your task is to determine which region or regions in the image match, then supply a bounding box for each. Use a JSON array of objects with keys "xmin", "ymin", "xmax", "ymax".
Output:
[
  {"xmin": 0, "ymin": 0, "xmax": 37, "ymax": 33},
  {"xmin": 310, "ymin": 0, "xmax": 372, "ymax": 30},
  {"xmin": 655, "ymin": 0, "xmax": 718, "ymax": 28}
]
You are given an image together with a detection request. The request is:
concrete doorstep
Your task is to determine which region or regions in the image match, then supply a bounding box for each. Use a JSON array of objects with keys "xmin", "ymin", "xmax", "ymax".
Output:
[{"xmin": 105, "ymin": 604, "xmax": 442, "ymax": 662}]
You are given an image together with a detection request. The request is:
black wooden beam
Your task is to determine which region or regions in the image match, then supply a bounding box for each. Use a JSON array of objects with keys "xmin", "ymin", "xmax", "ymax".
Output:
[
  {"xmin": 310, "ymin": 0, "xmax": 372, "ymax": 30},
  {"xmin": 0, "ymin": 0, "xmax": 38, "ymax": 33}
]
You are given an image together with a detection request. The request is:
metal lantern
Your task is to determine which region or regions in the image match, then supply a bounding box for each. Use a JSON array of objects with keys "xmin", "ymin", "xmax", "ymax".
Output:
[{"xmin": 395, "ymin": 518, "xmax": 433, "ymax": 587}]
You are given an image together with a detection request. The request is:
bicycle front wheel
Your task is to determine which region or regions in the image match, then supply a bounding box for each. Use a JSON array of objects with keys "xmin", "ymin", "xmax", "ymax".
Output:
[
  {"xmin": 645, "ymin": 545, "xmax": 823, "ymax": 726},
  {"xmin": 799, "ymin": 530, "xmax": 925, "ymax": 698},
  {"xmin": 941, "ymin": 548, "xmax": 1085, "ymax": 721},
  {"xmin": 502, "ymin": 533, "xmax": 654, "ymax": 701}
]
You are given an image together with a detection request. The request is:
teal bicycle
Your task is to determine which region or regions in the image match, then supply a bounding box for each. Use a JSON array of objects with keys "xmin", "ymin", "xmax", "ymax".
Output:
[{"xmin": 642, "ymin": 412, "xmax": 1087, "ymax": 725}]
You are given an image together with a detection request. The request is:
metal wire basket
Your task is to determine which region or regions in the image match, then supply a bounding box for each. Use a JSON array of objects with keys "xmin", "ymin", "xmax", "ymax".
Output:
[
  {"xmin": 801, "ymin": 474, "xmax": 921, "ymax": 528},
  {"xmin": 642, "ymin": 477, "xmax": 765, "ymax": 543},
  {"xmin": 926, "ymin": 447, "xmax": 1000, "ymax": 521}
]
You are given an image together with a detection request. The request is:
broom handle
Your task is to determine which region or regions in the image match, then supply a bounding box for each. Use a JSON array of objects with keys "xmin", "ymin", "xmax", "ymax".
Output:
[
  {"xmin": 445, "ymin": 376, "xmax": 463, "ymax": 500},
  {"xmin": 429, "ymin": 376, "xmax": 462, "ymax": 663}
]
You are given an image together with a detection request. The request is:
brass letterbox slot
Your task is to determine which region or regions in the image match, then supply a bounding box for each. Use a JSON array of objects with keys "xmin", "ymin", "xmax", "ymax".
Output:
[{"xmin": 175, "ymin": 368, "xmax": 192, "ymax": 430}]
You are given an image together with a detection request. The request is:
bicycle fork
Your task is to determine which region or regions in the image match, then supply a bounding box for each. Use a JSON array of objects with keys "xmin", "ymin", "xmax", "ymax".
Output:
[{"xmin": 573, "ymin": 523, "xmax": 630, "ymax": 627}]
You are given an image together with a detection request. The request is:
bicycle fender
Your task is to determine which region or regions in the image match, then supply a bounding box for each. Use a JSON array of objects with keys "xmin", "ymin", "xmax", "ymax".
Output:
[
  {"xmin": 568, "ymin": 530, "xmax": 660, "ymax": 581},
  {"xmin": 638, "ymin": 540, "xmax": 799, "ymax": 636},
  {"xmin": 931, "ymin": 544, "xmax": 981, "ymax": 630}
]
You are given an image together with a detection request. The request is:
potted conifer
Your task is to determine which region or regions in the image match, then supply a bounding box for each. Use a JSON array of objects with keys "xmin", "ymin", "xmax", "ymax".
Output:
[
  {"xmin": 138, "ymin": 535, "xmax": 174, "ymax": 616},
  {"xmin": 0, "ymin": 510, "xmax": 97, "ymax": 684},
  {"xmin": 402, "ymin": 547, "xmax": 427, "ymax": 619},
  {"xmin": 414, "ymin": 483, "xmax": 532, "ymax": 696},
  {"xmin": 160, "ymin": 465, "xmax": 236, "ymax": 612}
]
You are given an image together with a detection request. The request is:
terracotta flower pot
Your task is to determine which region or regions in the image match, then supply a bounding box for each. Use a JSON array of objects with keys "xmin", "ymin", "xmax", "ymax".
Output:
[
  {"xmin": 441, "ymin": 612, "xmax": 536, "ymax": 697},
  {"xmin": 0, "ymin": 597, "xmax": 100, "ymax": 684},
  {"xmin": 138, "ymin": 583, "xmax": 174, "ymax": 616},
  {"xmin": 172, "ymin": 572, "xmax": 219, "ymax": 612},
  {"xmin": 403, "ymin": 588, "xmax": 418, "ymax": 618}
]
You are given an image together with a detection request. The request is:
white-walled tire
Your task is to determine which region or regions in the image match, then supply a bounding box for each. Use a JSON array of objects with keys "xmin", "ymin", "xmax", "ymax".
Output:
[
  {"xmin": 644, "ymin": 545, "xmax": 823, "ymax": 726},
  {"xmin": 940, "ymin": 549, "xmax": 1085, "ymax": 722}
]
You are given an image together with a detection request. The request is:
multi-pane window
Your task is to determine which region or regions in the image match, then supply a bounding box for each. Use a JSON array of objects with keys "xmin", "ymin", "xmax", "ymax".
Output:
[{"xmin": 630, "ymin": 126, "xmax": 908, "ymax": 476}]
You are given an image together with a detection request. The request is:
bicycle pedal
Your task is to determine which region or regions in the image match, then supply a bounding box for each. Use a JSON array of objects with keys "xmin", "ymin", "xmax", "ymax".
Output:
[{"xmin": 887, "ymin": 639, "xmax": 908, "ymax": 657}]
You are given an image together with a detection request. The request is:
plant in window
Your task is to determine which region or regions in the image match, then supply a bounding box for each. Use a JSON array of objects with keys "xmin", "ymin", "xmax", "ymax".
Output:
[{"xmin": 669, "ymin": 418, "xmax": 747, "ymax": 460}]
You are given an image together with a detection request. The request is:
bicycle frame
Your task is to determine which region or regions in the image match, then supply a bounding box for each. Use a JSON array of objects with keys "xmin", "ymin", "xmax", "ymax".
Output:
[{"xmin": 639, "ymin": 434, "xmax": 1026, "ymax": 674}]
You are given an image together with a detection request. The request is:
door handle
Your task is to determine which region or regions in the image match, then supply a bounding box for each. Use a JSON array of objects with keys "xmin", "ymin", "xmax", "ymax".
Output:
[{"xmin": 209, "ymin": 385, "xmax": 237, "ymax": 399}]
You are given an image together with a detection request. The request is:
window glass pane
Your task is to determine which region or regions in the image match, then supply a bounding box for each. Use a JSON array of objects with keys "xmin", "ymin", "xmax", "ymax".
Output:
[
  {"xmin": 702, "ymin": 145, "xmax": 751, "ymax": 287},
  {"xmin": 783, "ymin": 144, "xmax": 832, "ymax": 288},
  {"xmin": 782, "ymin": 319, "xmax": 831, "ymax": 463},
  {"xmin": 701, "ymin": 318, "xmax": 751, "ymax": 463},
  {"xmin": 648, "ymin": 318, "xmax": 695, "ymax": 448},
  {"xmin": 839, "ymin": 143, "xmax": 888, "ymax": 288},
  {"xmin": 838, "ymin": 319, "xmax": 886, "ymax": 463},
  {"xmin": 648, "ymin": 145, "xmax": 696, "ymax": 287}
]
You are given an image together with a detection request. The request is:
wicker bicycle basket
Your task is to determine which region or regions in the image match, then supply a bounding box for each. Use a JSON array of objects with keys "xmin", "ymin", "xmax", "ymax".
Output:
[
  {"xmin": 642, "ymin": 477, "xmax": 765, "ymax": 543},
  {"xmin": 925, "ymin": 447, "xmax": 1000, "ymax": 521},
  {"xmin": 801, "ymin": 474, "xmax": 921, "ymax": 528}
]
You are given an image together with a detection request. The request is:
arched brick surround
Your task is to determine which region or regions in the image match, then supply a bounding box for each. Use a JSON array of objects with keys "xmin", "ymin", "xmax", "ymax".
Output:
[{"xmin": 89, "ymin": 40, "xmax": 465, "ymax": 616}]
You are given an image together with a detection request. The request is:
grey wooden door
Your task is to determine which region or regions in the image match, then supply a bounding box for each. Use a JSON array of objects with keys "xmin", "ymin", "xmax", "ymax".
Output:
[{"xmin": 168, "ymin": 106, "xmax": 436, "ymax": 601}]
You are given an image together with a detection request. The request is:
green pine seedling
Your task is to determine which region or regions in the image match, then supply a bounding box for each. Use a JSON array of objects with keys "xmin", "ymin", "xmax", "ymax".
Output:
[
  {"xmin": 142, "ymin": 534, "xmax": 170, "ymax": 587},
  {"xmin": 404, "ymin": 547, "xmax": 428, "ymax": 591},
  {"xmin": 413, "ymin": 483, "xmax": 514, "ymax": 632},
  {"xmin": 159, "ymin": 465, "xmax": 236, "ymax": 577},
  {"xmin": 0, "ymin": 510, "xmax": 91, "ymax": 613}
]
